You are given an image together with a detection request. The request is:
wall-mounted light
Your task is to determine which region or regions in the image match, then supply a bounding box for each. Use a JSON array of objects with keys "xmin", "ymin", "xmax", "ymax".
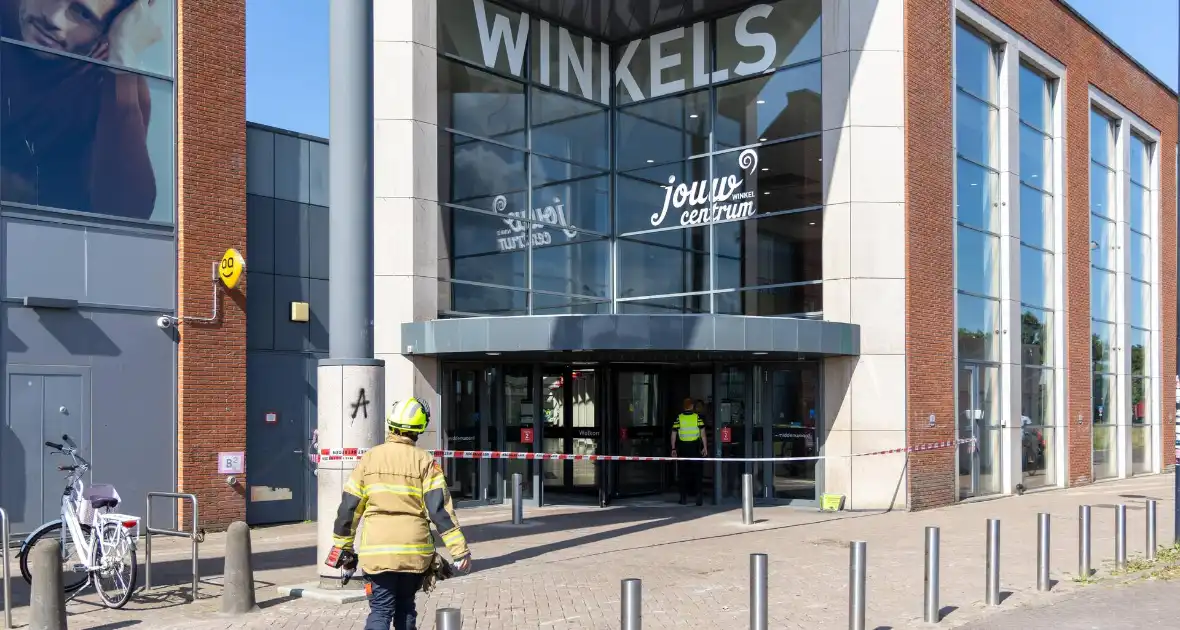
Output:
[{"xmin": 290, "ymin": 301, "xmax": 310, "ymax": 322}]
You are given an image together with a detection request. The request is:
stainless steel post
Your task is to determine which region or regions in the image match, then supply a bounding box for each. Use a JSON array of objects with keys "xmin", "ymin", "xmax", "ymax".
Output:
[
  {"xmin": 750, "ymin": 553, "xmax": 768, "ymax": 630},
  {"xmin": 849, "ymin": 541, "xmax": 866, "ymax": 630},
  {"xmin": 145, "ymin": 499, "xmax": 153, "ymax": 589},
  {"xmin": 436, "ymin": 608, "xmax": 462, "ymax": 630},
  {"xmin": 923, "ymin": 526, "xmax": 940, "ymax": 623},
  {"xmin": 621, "ymin": 578, "xmax": 642, "ymax": 630},
  {"xmin": 1115, "ymin": 504, "xmax": 1127, "ymax": 570},
  {"xmin": 985, "ymin": 519, "xmax": 1000, "ymax": 606},
  {"xmin": 512, "ymin": 473, "xmax": 524, "ymax": 525},
  {"xmin": 1037, "ymin": 513, "xmax": 1050, "ymax": 592},
  {"xmin": 1079, "ymin": 505, "xmax": 1092, "ymax": 578},
  {"xmin": 1, "ymin": 507, "xmax": 11, "ymax": 629},
  {"xmin": 1147, "ymin": 499, "xmax": 1158, "ymax": 560},
  {"xmin": 742, "ymin": 474, "xmax": 755, "ymax": 525},
  {"xmin": 192, "ymin": 497, "xmax": 201, "ymax": 600}
]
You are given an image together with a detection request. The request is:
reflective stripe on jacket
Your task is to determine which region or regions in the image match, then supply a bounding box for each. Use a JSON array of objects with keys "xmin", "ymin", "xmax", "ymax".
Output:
[
  {"xmin": 674, "ymin": 412, "xmax": 703, "ymax": 441},
  {"xmin": 331, "ymin": 434, "xmax": 471, "ymax": 574}
]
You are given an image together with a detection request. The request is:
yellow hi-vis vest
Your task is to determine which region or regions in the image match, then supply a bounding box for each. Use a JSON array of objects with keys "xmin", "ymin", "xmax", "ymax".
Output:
[{"xmin": 674, "ymin": 412, "xmax": 703, "ymax": 442}]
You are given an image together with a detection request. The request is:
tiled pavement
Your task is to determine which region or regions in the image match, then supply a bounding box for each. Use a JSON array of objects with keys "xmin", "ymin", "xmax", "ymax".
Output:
[{"xmin": 3, "ymin": 474, "xmax": 1178, "ymax": 629}]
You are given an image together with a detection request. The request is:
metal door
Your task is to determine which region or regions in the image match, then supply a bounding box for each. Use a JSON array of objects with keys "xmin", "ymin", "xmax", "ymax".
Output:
[
  {"xmin": 2, "ymin": 367, "xmax": 88, "ymax": 535},
  {"xmin": 759, "ymin": 365, "xmax": 820, "ymax": 503},
  {"xmin": 445, "ymin": 367, "xmax": 495, "ymax": 505},
  {"xmin": 245, "ymin": 353, "xmax": 309, "ymax": 525}
]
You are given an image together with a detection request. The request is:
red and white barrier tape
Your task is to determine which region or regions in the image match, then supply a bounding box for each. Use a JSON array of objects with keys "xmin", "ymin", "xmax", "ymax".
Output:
[{"xmin": 312, "ymin": 438, "xmax": 973, "ymax": 464}]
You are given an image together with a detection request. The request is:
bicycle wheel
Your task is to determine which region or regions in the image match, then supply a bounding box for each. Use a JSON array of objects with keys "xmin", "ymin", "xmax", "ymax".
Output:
[
  {"xmin": 19, "ymin": 522, "xmax": 92, "ymax": 592},
  {"xmin": 94, "ymin": 523, "xmax": 137, "ymax": 609}
]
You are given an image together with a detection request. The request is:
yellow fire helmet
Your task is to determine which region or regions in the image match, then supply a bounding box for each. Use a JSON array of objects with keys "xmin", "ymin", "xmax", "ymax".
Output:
[{"xmin": 387, "ymin": 397, "xmax": 431, "ymax": 434}]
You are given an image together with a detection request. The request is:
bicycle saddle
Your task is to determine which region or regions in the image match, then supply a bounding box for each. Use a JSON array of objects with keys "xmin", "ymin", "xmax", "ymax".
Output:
[{"xmin": 86, "ymin": 484, "xmax": 120, "ymax": 510}]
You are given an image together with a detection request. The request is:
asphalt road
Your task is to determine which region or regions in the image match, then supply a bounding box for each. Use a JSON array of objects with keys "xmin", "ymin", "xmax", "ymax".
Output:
[{"xmin": 958, "ymin": 580, "xmax": 1180, "ymax": 629}]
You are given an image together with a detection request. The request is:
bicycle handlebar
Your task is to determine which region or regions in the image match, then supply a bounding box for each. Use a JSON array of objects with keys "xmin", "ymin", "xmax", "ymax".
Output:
[{"xmin": 45, "ymin": 441, "xmax": 63, "ymax": 450}]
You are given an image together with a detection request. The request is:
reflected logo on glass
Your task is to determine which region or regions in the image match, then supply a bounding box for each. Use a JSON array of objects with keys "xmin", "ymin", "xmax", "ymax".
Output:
[
  {"xmin": 493, "ymin": 195, "xmax": 578, "ymax": 252},
  {"xmin": 651, "ymin": 149, "xmax": 759, "ymax": 229}
]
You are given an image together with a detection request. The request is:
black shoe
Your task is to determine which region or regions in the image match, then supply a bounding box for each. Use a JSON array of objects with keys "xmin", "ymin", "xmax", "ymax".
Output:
[
  {"xmin": 679, "ymin": 497, "xmax": 687, "ymax": 505},
  {"xmin": 696, "ymin": 498, "xmax": 703, "ymax": 506}
]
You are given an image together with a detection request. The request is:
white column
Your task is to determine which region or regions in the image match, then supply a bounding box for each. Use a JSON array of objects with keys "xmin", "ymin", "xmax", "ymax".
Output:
[
  {"xmin": 373, "ymin": 0, "xmax": 443, "ymax": 449},
  {"xmin": 821, "ymin": 0, "xmax": 908, "ymax": 510},
  {"xmin": 997, "ymin": 46, "xmax": 1022, "ymax": 495}
]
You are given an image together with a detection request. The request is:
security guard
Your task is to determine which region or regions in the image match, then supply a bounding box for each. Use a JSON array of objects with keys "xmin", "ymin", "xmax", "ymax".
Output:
[
  {"xmin": 671, "ymin": 397, "xmax": 708, "ymax": 505},
  {"xmin": 325, "ymin": 397, "xmax": 472, "ymax": 630}
]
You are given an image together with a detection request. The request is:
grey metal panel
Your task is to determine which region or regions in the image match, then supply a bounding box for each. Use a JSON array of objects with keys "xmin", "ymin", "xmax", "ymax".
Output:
[
  {"xmin": 273, "ymin": 275, "xmax": 310, "ymax": 352},
  {"xmin": 273, "ymin": 200, "xmax": 309, "ymax": 278},
  {"xmin": 309, "ymin": 278, "xmax": 329, "ymax": 353},
  {"xmin": 85, "ymin": 228, "xmax": 175, "ymax": 310},
  {"xmin": 274, "ymin": 133, "xmax": 311, "ymax": 204},
  {"xmin": 308, "ymin": 205, "xmax": 329, "ymax": 280},
  {"xmin": 2, "ymin": 372, "xmax": 43, "ymax": 532},
  {"xmin": 247, "ymin": 272, "xmax": 275, "ymax": 351},
  {"xmin": 401, "ymin": 315, "xmax": 861, "ymax": 356},
  {"xmin": 85, "ymin": 310, "xmax": 176, "ymax": 531},
  {"xmin": 246, "ymin": 127, "xmax": 276, "ymax": 197},
  {"xmin": 309, "ymin": 141, "xmax": 330, "ymax": 207},
  {"xmin": 771, "ymin": 318, "xmax": 800, "ymax": 353},
  {"xmin": 247, "ymin": 195, "xmax": 276, "ymax": 275},
  {"xmin": 794, "ymin": 318, "xmax": 824, "ymax": 354},
  {"xmin": 4, "ymin": 218, "xmax": 85, "ymax": 300}
]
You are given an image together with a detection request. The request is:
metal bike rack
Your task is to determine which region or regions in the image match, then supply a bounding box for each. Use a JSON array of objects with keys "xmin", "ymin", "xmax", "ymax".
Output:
[
  {"xmin": 1, "ymin": 507, "xmax": 11, "ymax": 629},
  {"xmin": 145, "ymin": 493, "xmax": 203, "ymax": 601}
]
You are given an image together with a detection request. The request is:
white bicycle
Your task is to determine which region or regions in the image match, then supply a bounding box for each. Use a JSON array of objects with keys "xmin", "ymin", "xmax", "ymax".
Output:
[{"xmin": 17, "ymin": 434, "xmax": 139, "ymax": 609}]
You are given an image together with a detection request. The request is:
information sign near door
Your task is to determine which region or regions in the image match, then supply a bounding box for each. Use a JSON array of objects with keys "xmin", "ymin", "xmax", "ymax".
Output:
[{"xmin": 521, "ymin": 428, "xmax": 534, "ymax": 444}]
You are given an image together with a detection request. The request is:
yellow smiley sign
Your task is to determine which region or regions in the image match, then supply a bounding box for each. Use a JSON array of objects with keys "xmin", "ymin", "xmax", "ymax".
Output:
[{"xmin": 219, "ymin": 248, "xmax": 246, "ymax": 290}]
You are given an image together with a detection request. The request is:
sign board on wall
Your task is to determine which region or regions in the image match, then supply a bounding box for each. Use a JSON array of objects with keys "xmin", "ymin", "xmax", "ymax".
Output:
[
  {"xmin": 265, "ymin": 411, "xmax": 278, "ymax": 424},
  {"xmin": 218, "ymin": 452, "xmax": 245, "ymax": 475},
  {"xmin": 520, "ymin": 428, "xmax": 534, "ymax": 444}
]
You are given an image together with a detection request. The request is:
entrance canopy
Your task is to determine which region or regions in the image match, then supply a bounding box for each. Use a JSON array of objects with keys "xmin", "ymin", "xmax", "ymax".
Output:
[{"xmin": 401, "ymin": 314, "xmax": 858, "ymax": 361}]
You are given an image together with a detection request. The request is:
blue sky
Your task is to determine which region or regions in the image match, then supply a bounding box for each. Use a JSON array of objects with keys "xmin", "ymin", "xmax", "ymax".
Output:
[{"xmin": 245, "ymin": 0, "xmax": 1178, "ymax": 138}]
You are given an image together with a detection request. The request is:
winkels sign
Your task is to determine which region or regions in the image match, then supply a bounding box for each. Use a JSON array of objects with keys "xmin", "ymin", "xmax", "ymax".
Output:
[
  {"xmin": 452, "ymin": 0, "xmax": 802, "ymax": 104},
  {"xmin": 492, "ymin": 194, "xmax": 578, "ymax": 252},
  {"xmin": 651, "ymin": 149, "xmax": 760, "ymax": 228}
]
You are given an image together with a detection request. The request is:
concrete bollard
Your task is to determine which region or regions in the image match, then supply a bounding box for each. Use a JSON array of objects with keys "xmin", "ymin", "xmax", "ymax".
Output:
[
  {"xmin": 29, "ymin": 540, "xmax": 67, "ymax": 630},
  {"xmin": 220, "ymin": 521, "xmax": 259, "ymax": 615}
]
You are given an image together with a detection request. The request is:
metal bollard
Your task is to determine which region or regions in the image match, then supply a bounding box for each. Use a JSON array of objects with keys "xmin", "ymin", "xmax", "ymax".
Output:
[
  {"xmin": 1, "ymin": 507, "xmax": 11, "ymax": 630},
  {"xmin": 1115, "ymin": 504, "xmax": 1127, "ymax": 570},
  {"xmin": 848, "ymin": 541, "xmax": 866, "ymax": 630},
  {"xmin": 621, "ymin": 578, "xmax": 642, "ymax": 630},
  {"xmin": 923, "ymin": 526, "xmax": 940, "ymax": 623},
  {"xmin": 512, "ymin": 473, "xmax": 524, "ymax": 525},
  {"xmin": 985, "ymin": 519, "xmax": 1000, "ymax": 606},
  {"xmin": 742, "ymin": 473, "xmax": 755, "ymax": 525},
  {"xmin": 436, "ymin": 607, "xmax": 462, "ymax": 630},
  {"xmin": 1037, "ymin": 513, "xmax": 1051, "ymax": 592},
  {"xmin": 1079, "ymin": 505, "xmax": 1092, "ymax": 578},
  {"xmin": 1147, "ymin": 499, "xmax": 1158, "ymax": 560},
  {"xmin": 750, "ymin": 553, "xmax": 768, "ymax": 630}
]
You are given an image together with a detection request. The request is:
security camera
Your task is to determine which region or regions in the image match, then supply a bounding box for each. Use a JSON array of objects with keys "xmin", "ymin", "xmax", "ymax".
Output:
[{"xmin": 156, "ymin": 316, "xmax": 174, "ymax": 330}]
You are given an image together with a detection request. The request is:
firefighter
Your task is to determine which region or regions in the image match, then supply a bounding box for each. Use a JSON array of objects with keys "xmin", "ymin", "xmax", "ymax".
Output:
[
  {"xmin": 671, "ymin": 397, "xmax": 708, "ymax": 505},
  {"xmin": 324, "ymin": 397, "xmax": 472, "ymax": 630}
]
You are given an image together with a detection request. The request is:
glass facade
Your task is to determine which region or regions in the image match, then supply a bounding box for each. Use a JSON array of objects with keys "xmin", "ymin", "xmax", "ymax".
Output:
[
  {"xmin": 1090, "ymin": 109, "xmax": 1119, "ymax": 480},
  {"xmin": 436, "ymin": 0, "xmax": 822, "ymax": 317},
  {"xmin": 1129, "ymin": 135, "xmax": 1152, "ymax": 474},
  {"xmin": 955, "ymin": 23, "xmax": 1003, "ymax": 499},
  {"xmin": 0, "ymin": 4, "xmax": 175, "ymax": 223},
  {"xmin": 1018, "ymin": 65, "xmax": 1056, "ymax": 489}
]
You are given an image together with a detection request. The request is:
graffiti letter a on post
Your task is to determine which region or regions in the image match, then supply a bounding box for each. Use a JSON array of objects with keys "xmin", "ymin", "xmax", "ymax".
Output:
[{"xmin": 350, "ymin": 388, "xmax": 370, "ymax": 420}]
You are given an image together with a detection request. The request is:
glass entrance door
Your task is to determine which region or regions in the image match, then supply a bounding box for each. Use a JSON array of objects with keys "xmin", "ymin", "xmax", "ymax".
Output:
[
  {"xmin": 760, "ymin": 365, "xmax": 820, "ymax": 502},
  {"xmin": 541, "ymin": 368, "xmax": 602, "ymax": 497},
  {"xmin": 614, "ymin": 370, "xmax": 667, "ymax": 496},
  {"xmin": 446, "ymin": 367, "xmax": 494, "ymax": 504},
  {"xmin": 958, "ymin": 364, "xmax": 1001, "ymax": 498}
]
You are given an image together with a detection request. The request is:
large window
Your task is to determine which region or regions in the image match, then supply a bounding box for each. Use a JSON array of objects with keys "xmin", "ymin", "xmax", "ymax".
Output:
[
  {"xmin": 955, "ymin": 23, "xmax": 1003, "ymax": 499},
  {"xmin": 1129, "ymin": 134, "xmax": 1153, "ymax": 474},
  {"xmin": 0, "ymin": 3, "xmax": 175, "ymax": 223},
  {"xmin": 1018, "ymin": 65, "xmax": 1056, "ymax": 488},
  {"xmin": 1090, "ymin": 108, "xmax": 1118, "ymax": 479},
  {"xmin": 436, "ymin": 0, "xmax": 822, "ymax": 317}
]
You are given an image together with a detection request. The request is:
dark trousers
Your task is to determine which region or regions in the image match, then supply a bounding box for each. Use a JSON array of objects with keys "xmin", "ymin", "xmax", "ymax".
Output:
[
  {"xmin": 677, "ymin": 441, "xmax": 702, "ymax": 502},
  {"xmin": 365, "ymin": 571, "xmax": 424, "ymax": 630}
]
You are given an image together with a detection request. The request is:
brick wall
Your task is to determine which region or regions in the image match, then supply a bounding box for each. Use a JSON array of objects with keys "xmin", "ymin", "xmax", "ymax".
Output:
[
  {"xmin": 176, "ymin": 0, "xmax": 248, "ymax": 530},
  {"xmin": 906, "ymin": 0, "xmax": 1178, "ymax": 507},
  {"xmin": 904, "ymin": 0, "xmax": 958, "ymax": 510}
]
